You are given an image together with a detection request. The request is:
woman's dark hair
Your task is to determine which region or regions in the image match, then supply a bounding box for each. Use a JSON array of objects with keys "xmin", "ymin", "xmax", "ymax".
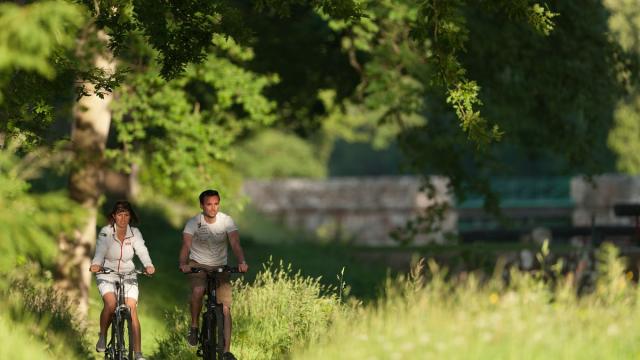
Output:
[
  {"xmin": 199, "ymin": 189, "xmax": 220, "ymax": 204},
  {"xmin": 108, "ymin": 200, "xmax": 139, "ymax": 226}
]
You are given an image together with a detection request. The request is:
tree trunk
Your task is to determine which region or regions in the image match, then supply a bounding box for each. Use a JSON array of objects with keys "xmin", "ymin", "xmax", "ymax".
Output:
[
  {"xmin": 128, "ymin": 162, "xmax": 141, "ymax": 199},
  {"xmin": 57, "ymin": 31, "xmax": 115, "ymax": 318}
]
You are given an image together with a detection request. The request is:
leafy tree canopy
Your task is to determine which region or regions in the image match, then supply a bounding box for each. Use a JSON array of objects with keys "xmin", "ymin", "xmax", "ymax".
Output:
[
  {"xmin": 5, "ymin": 0, "xmax": 630, "ymax": 215},
  {"xmin": 605, "ymin": 0, "xmax": 640, "ymax": 174}
]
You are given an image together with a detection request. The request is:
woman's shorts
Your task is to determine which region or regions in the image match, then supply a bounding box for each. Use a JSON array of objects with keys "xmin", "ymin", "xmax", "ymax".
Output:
[
  {"xmin": 96, "ymin": 273, "xmax": 139, "ymax": 301},
  {"xmin": 188, "ymin": 260, "xmax": 232, "ymax": 307}
]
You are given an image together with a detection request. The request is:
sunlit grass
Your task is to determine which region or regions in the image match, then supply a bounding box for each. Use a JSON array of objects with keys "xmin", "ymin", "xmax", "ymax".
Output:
[
  {"xmin": 5, "ymin": 242, "xmax": 640, "ymax": 360},
  {"xmin": 0, "ymin": 263, "xmax": 91, "ymax": 360},
  {"xmin": 153, "ymin": 259, "xmax": 345, "ymax": 359},
  {"xmin": 294, "ymin": 243, "xmax": 640, "ymax": 359}
]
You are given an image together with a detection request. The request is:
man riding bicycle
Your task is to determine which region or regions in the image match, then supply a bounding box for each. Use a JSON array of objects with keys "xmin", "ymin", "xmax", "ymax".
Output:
[{"xmin": 179, "ymin": 190, "xmax": 248, "ymax": 360}]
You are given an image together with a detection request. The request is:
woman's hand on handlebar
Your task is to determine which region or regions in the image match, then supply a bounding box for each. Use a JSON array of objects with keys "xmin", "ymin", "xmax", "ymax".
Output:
[{"xmin": 89, "ymin": 264, "xmax": 102, "ymax": 273}]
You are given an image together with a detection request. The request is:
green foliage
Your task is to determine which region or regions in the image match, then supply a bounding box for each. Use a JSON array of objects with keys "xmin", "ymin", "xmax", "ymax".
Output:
[
  {"xmin": 0, "ymin": 1, "xmax": 84, "ymax": 81},
  {"xmin": 325, "ymin": 1, "xmax": 428, "ymax": 137},
  {"xmin": 390, "ymin": 0, "xmax": 627, "ymax": 224},
  {"xmin": 131, "ymin": 0, "xmax": 251, "ymax": 79},
  {"xmin": 608, "ymin": 96, "xmax": 640, "ymax": 173},
  {"xmin": 0, "ymin": 141, "xmax": 85, "ymax": 271},
  {"xmin": 605, "ymin": 0, "xmax": 640, "ymax": 174},
  {"xmin": 0, "ymin": 0, "xmax": 85, "ymax": 145},
  {"xmin": 320, "ymin": 0, "xmax": 613, "ymax": 220},
  {"xmin": 235, "ymin": 129, "xmax": 327, "ymax": 179},
  {"xmin": 604, "ymin": 0, "xmax": 640, "ymax": 53},
  {"xmin": 318, "ymin": 89, "xmax": 424, "ymax": 155},
  {"xmin": 110, "ymin": 38, "xmax": 278, "ymax": 202},
  {"xmin": 331, "ymin": 0, "xmax": 557, "ymax": 147},
  {"xmin": 88, "ymin": 0, "xmax": 360, "ymax": 80},
  {"xmin": 446, "ymin": 80, "xmax": 503, "ymax": 145},
  {"xmin": 254, "ymin": 0, "xmax": 362, "ymax": 19}
]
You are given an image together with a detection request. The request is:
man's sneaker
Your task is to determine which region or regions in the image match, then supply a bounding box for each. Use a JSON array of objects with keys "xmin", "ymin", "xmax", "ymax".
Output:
[
  {"xmin": 95, "ymin": 333, "xmax": 106, "ymax": 352},
  {"xmin": 222, "ymin": 352, "xmax": 237, "ymax": 360},
  {"xmin": 134, "ymin": 352, "xmax": 146, "ymax": 360},
  {"xmin": 187, "ymin": 327, "xmax": 198, "ymax": 347}
]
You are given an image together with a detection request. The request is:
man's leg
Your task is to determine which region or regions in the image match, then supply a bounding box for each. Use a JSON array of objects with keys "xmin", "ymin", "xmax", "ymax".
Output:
[
  {"xmin": 188, "ymin": 286, "xmax": 205, "ymax": 346},
  {"xmin": 190, "ymin": 286, "xmax": 205, "ymax": 327},
  {"xmin": 216, "ymin": 274, "xmax": 233, "ymax": 357},
  {"xmin": 222, "ymin": 305, "xmax": 232, "ymax": 352}
]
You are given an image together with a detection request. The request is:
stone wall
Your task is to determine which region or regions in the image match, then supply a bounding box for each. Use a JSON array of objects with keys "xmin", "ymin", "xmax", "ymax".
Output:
[
  {"xmin": 571, "ymin": 175, "xmax": 640, "ymax": 226},
  {"xmin": 243, "ymin": 174, "xmax": 640, "ymax": 246},
  {"xmin": 242, "ymin": 176, "xmax": 455, "ymax": 245}
]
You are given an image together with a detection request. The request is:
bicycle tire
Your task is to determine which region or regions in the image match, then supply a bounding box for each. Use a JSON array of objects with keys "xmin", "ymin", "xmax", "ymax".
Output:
[
  {"xmin": 215, "ymin": 305, "xmax": 225, "ymax": 359},
  {"xmin": 201, "ymin": 311, "xmax": 216, "ymax": 360},
  {"xmin": 106, "ymin": 312, "xmax": 120, "ymax": 360},
  {"xmin": 116, "ymin": 309, "xmax": 134, "ymax": 360}
]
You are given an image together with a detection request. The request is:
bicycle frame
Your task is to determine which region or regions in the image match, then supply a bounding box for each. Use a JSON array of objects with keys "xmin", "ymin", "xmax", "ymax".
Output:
[
  {"xmin": 99, "ymin": 268, "xmax": 142, "ymax": 360},
  {"xmin": 190, "ymin": 266, "xmax": 240, "ymax": 360}
]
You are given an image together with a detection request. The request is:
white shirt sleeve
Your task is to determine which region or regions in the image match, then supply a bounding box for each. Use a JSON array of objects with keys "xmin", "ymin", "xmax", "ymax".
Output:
[
  {"xmin": 225, "ymin": 215, "xmax": 238, "ymax": 234},
  {"xmin": 183, "ymin": 216, "xmax": 198, "ymax": 235},
  {"xmin": 91, "ymin": 226, "xmax": 109, "ymax": 265},
  {"xmin": 132, "ymin": 228, "xmax": 153, "ymax": 267}
]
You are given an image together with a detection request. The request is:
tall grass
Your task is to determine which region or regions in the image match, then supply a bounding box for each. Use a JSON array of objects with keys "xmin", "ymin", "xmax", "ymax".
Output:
[
  {"xmin": 154, "ymin": 260, "xmax": 346, "ymax": 359},
  {"xmin": 294, "ymin": 243, "xmax": 640, "ymax": 359},
  {"xmin": 1, "ymin": 262, "xmax": 91, "ymax": 359}
]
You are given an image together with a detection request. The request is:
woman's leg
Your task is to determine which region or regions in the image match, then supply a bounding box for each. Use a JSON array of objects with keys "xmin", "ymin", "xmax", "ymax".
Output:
[
  {"xmin": 125, "ymin": 298, "xmax": 141, "ymax": 353},
  {"xmin": 100, "ymin": 293, "xmax": 117, "ymax": 336}
]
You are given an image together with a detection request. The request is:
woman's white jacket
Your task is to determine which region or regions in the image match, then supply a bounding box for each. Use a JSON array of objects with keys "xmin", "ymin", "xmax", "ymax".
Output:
[{"xmin": 91, "ymin": 224, "xmax": 153, "ymax": 273}]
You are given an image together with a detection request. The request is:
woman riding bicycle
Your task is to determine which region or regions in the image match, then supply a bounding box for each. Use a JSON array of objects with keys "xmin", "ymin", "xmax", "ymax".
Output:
[{"xmin": 90, "ymin": 200, "xmax": 155, "ymax": 360}]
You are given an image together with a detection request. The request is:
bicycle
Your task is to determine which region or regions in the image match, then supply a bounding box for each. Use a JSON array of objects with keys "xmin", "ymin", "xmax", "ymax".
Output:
[
  {"xmin": 96, "ymin": 268, "xmax": 147, "ymax": 360},
  {"xmin": 187, "ymin": 266, "xmax": 242, "ymax": 360}
]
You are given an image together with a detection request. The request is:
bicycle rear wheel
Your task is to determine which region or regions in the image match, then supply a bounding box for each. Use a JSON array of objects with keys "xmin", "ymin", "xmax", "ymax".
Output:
[{"xmin": 116, "ymin": 310, "xmax": 134, "ymax": 360}]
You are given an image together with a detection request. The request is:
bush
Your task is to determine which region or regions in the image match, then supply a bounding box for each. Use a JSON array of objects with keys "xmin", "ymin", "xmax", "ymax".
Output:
[{"xmin": 234, "ymin": 130, "xmax": 327, "ymax": 179}]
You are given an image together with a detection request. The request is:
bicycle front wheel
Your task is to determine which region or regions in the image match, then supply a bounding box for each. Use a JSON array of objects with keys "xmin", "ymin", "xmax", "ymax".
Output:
[
  {"xmin": 201, "ymin": 311, "xmax": 216, "ymax": 360},
  {"xmin": 214, "ymin": 305, "xmax": 225, "ymax": 359},
  {"xmin": 116, "ymin": 310, "xmax": 134, "ymax": 360}
]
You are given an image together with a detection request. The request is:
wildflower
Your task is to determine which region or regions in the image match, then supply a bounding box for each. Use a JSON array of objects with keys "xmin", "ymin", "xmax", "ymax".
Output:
[{"xmin": 489, "ymin": 292, "xmax": 499, "ymax": 305}]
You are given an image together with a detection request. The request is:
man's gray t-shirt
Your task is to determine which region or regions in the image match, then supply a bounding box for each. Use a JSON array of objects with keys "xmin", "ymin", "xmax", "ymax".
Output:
[{"xmin": 183, "ymin": 212, "xmax": 238, "ymax": 266}]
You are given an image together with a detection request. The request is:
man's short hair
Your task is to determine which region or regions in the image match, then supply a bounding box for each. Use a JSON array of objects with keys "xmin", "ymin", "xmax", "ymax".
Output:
[{"xmin": 199, "ymin": 189, "xmax": 220, "ymax": 204}]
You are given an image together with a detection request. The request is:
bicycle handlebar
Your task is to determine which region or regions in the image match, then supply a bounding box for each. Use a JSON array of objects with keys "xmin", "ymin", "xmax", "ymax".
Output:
[
  {"xmin": 186, "ymin": 265, "xmax": 242, "ymax": 274},
  {"xmin": 94, "ymin": 267, "xmax": 149, "ymax": 276}
]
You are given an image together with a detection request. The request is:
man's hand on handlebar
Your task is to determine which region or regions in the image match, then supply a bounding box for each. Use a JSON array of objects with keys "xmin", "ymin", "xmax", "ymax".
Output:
[
  {"xmin": 239, "ymin": 262, "xmax": 249, "ymax": 273},
  {"xmin": 89, "ymin": 264, "xmax": 102, "ymax": 273},
  {"xmin": 179, "ymin": 264, "xmax": 192, "ymax": 273}
]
